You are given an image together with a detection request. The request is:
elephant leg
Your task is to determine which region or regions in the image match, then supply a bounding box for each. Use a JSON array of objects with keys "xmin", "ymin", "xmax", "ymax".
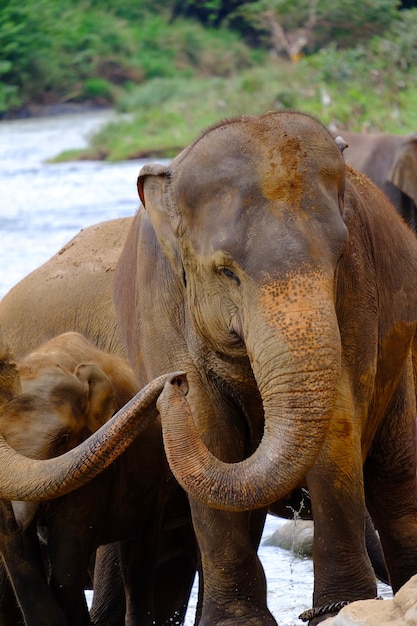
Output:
[
  {"xmin": 306, "ymin": 442, "xmax": 377, "ymax": 623},
  {"xmin": 364, "ymin": 365, "xmax": 417, "ymax": 592},
  {"xmin": 45, "ymin": 476, "xmax": 107, "ymax": 625},
  {"xmin": 0, "ymin": 559, "xmax": 25, "ymax": 625},
  {"xmin": 154, "ymin": 484, "xmax": 198, "ymax": 625},
  {"xmin": 189, "ymin": 498, "xmax": 275, "ymax": 626},
  {"xmin": 120, "ymin": 535, "xmax": 157, "ymax": 625},
  {"xmin": 90, "ymin": 543, "xmax": 125, "ymax": 626},
  {"xmin": 120, "ymin": 504, "xmax": 192, "ymax": 625},
  {"xmin": 364, "ymin": 513, "xmax": 389, "ymax": 584},
  {"xmin": 0, "ymin": 500, "xmax": 68, "ymax": 626}
]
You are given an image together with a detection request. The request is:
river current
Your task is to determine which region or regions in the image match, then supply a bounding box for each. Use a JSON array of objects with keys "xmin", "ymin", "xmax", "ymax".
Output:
[{"xmin": 0, "ymin": 111, "xmax": 391, "ymax": 625}]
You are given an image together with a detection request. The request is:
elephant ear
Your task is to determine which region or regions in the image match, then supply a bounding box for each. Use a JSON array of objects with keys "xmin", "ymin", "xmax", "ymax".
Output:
[
  {"xmin": 75, "ymin": 363, "xmax": 116, "ymax": 433},
  {"xmin": 137, "ymin": 164, "xmax": 183, "ymax": 278},
  {"xmin": 388, "ymin": 136, "xmax": 417, "ymax": 206},
  {"xmin": 0, "ymin": 326, "xmax": 21, "ymax": 404}
]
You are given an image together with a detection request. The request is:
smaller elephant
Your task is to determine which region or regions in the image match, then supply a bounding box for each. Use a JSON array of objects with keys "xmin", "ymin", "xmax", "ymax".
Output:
[
  {"xmin": 0, "ymin": 330, "xmax": 196, "ymax": 626},
  {"xmin": 333, "ymin": 130, "xmax": 417, "ymax": 232},
  {"xmin": 0, "ymin": 330, "xmax": 139, "ymax": 626}
]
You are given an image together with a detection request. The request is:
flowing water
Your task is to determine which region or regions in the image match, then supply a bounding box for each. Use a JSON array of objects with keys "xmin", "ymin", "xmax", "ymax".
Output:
[{"xmin": 0, "ymin": 112, "xmax": 392, "ymax": 625}]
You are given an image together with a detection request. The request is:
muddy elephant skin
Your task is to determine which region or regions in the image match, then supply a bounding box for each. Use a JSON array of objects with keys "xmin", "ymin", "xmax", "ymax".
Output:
[
  {"xmin": 113, "ymin": 111, "xmax": 417, "ymax": 625},
  {"xmin": 0, "ymin": 217, "xmax": 132, "ymax": 360}
]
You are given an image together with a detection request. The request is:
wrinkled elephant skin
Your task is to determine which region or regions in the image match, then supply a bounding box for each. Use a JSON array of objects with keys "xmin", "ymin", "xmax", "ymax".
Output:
[{"xmin": 112, "ymin": 112, "xmax": 417, "ymax": 625}]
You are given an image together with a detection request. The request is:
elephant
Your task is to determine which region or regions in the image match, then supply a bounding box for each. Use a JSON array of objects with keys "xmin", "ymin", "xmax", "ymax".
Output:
[
  {"xmin": 0, "ymin": 329, "xmax": 140, "ymax": 625},
  {"xmin": 0, "ymin": 222, "xmax": 387, "ymax": 625},
  {"xmin": 0, "ymin": 359, "xmax": 189, "ymax": 625},
  {"xmin": 0, "ymin": 330, "xmax": 196, "ymax": 626},
  {"xmin": 1, "ymin": 111, "xmax": 417, "ymax": 626},
  {"xmin": 110, "ymin": 111, "xmax": 417, "ymax": 625},
  {"xmin": 30, "ymin": 402, "xmax": 196, "ymax": 626},
  {"xmin": 0, "ymin": 217, "xmax": 197, "ymax": 625},
  {"xmin": 331, "ymin": 130, "xmax": 417, "ymax": 233},
  {"xmin": 0, "ymin": 216, "xmax": 131, "ymax": 360}
]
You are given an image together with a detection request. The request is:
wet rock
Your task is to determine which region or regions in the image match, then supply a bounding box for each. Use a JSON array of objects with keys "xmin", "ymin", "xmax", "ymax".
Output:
[{"xmin": 263, "ymin": 519, "xmax": 313, "ymax": 557}]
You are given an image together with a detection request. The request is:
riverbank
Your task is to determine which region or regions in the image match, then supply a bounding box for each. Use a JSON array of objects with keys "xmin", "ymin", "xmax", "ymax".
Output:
[
  {"xmin": 51, "ymin": 57, "xmax": 417, "ymax": 163},
  {"xmin": 1, "ymin": 102, "xmax": 112, "ymax": 121}
]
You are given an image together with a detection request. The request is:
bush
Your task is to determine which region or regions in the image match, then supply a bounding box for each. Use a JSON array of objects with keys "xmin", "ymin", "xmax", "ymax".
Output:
[{"xmin": 0, "ymin": 0, "xmax": 257, "ymax": 113}]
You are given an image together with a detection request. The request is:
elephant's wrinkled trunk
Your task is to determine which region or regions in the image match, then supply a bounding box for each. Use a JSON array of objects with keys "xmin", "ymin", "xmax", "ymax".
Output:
[
  {"xmin": 158, "ymin": 273, "xmax": 341, "ymax": 511},
  {"xmin": 0, "ymin": 373, "xmax": 186, "ymax": 501}
]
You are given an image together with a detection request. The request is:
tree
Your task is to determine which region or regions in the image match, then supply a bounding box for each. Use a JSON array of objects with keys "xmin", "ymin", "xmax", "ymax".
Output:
[{"xmin": 224, "ymin": 0, "xmax": 400, "ymax": 58}]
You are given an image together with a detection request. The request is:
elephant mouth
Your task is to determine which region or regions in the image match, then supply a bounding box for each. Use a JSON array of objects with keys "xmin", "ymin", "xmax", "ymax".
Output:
[{"xmin": 207, "ymin": 366, "xmax": 261, "ymax": 449}]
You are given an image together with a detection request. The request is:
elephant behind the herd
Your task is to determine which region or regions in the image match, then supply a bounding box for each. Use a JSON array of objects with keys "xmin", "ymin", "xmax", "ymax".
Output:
[
  {"xmin": 0, "ymin": 111, "xmax": 417, "ymax": 626},
  {"xmin": 332, "ymin": 130, "xmax": 417, "ymax": 233}
]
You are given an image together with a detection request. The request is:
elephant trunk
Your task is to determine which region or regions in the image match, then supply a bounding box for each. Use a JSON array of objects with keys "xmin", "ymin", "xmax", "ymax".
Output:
[
  {"xmin": 0, "ymin": 373, "xmax": 186, "ymax": 501},
  {"xmin": 158, "ymin": 275, "xmax": 341, "ymax": 511}
]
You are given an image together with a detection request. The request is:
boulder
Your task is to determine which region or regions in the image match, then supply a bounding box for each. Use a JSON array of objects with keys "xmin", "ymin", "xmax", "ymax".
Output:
[{"xmin": 263, "ymin": 519, "xmax": 314, "ymax": 557}]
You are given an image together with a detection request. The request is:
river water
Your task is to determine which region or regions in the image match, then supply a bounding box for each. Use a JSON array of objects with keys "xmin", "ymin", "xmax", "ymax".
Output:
[{"xmin": 0, "ymin": 112, "xmax": 391, "ymax": 625}]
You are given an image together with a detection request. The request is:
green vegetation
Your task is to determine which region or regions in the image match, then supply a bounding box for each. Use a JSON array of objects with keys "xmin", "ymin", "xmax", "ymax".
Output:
[{"xmin": 2, "ymin": 0, "xmax": 417, "ymax": 160}]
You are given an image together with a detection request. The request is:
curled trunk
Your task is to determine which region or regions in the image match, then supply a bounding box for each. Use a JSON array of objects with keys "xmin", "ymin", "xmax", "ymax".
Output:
[
  {"xmin": 158, "ymin": 284, "xmax": 341, "ymax": 511},
  {"xmin": 0, "ymin": 373, "xmax": 186, "ymax": 501}
]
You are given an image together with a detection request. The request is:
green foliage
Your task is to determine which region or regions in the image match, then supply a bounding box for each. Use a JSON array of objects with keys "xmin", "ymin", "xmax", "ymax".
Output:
[
  {"xmin": 302, "ymin": 8, "xmax": 417, "ymax": 130},
  {"xmin": 227, "ymin": 0, "xmax": 400, "ymax": 51},
  {"xmin": 170, "ymin": 1, "xmax": 253, "ymax": 26},
  {"xmin": 3, "ymin": 0, "xmax": 417, "ymax": 157},
  {"xmin": 0, "ymin": 0, "xmax": 256, "ymax": 114}
]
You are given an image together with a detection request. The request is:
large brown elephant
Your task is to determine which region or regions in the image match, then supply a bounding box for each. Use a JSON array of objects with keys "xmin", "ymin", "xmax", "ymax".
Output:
[
  {"xmin": 0, "ymin": 216, "xmax": 386, "ymax": 624},
  {"xmin": 113, "ymin": 111, "xmax": 417, "ymax": 625},
  {"xmin": 332, "ymin": 130, "xmax": 417, "ymax": 232},
  {"xmin": 1, "ymin": 111, "xmax": 417, "ymax": 626}
]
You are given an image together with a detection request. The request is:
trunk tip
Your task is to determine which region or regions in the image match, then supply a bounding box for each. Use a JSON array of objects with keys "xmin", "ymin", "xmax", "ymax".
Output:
[{"xmin": 167, "ymin": 371, "xmax": 188, "ymax": 395}]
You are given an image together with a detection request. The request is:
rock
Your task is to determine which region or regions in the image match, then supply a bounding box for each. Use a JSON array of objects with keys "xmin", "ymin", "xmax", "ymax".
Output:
[
  {"xmin": 263, "ymin": 519, "xmax": 314, "ymax": 557},
  {"xmin": 323, "ymin": 574, "xmax": 417, "ymax": 625}
]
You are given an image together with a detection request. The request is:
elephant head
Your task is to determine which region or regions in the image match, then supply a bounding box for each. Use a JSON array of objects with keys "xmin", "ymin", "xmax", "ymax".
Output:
[
  {"xmin": 137, "ymin": 111, "xmax": 348, "ymax": 511},
  {"xmin": 0, "ymin": 326, "xmax": 186, "ymax": 503},
  {"xmin": 1, "ymin": 331, "xmax": 139, "ymax": 461},
  {"xmin": 388, "ymin": 134, "xmax": 417, "ymax": 207},
  {"xmin": 0, "ymin": 332, "xmax": 133, "ymax": 527}
]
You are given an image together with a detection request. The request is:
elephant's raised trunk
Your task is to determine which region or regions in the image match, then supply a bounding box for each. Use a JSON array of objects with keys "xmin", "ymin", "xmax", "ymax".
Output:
[
  {"xmin": 0, "ymin": 373, "xmax": 186, "ymax": 501},
  {"xmin": 158, "ymin": 273, "xmax": 341, "ymax": 511}
]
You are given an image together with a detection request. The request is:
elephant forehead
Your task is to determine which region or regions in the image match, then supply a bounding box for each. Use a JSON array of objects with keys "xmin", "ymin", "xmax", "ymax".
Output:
[{"xmin": 172, "ymin": 113, "xmax": 343, "ymax": 211}]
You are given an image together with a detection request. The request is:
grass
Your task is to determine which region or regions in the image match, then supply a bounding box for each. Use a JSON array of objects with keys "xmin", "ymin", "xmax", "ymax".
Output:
[{"xmin": 53, "ymin": 52, "xmax": 417, "ymax": 162}]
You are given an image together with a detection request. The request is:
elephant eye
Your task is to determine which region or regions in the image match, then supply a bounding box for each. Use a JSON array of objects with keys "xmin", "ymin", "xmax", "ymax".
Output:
[
  {"xmin": 58, "ymin": 433, "xmax": 70, "ymax": 448},
  {"xmin": 220, "ymin": 267, "xmax": 241, "ymax": 286}
]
